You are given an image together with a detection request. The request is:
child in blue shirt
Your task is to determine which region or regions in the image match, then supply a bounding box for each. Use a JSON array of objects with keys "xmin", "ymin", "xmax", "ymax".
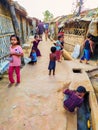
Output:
[{"xmin": 29, "ymin": 47, "xmax": 37, "ymax": 64}]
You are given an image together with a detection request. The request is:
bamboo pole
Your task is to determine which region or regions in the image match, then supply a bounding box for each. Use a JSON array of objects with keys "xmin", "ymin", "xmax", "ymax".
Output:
[{"xmin": 9, "ymin": 1, "xmax": 20, "ymax": 37}]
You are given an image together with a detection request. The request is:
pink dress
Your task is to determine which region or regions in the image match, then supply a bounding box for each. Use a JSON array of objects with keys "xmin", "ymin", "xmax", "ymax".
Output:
[
  {"xmin": 9, "ymin": 45, "xmax": 23, "ymax": 66},
  {"xmin": 8, "ymin": 45, "xmax": 23, "ymax": 84}
]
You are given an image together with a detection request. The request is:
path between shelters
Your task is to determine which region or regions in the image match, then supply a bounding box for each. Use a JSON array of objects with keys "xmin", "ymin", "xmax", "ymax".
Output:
[
  {"xmin": 0, "ymin": 37, "xmax": 96, "ymax": 130},
  {"xmin": 0, "ymin": 38, "xmax": 70, "ymax": 130}
]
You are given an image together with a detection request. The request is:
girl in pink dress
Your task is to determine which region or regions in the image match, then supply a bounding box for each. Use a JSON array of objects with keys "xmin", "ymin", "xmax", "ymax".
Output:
[{"xmin": 8, "ymin": 35, "xmax": 23, "ymax": 87}]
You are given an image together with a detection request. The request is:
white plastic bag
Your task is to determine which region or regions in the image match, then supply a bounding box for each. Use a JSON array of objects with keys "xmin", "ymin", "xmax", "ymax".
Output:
[
  {"xmin": 23, "ymin": 57, "xmax": 31, "ymax": 64},
  {"xmin": 71, "ymin": 44, "xmax": 80, "ymax": 59}
]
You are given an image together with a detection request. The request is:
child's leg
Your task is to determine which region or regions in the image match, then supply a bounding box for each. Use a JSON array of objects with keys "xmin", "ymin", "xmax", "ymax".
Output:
[
  {"xmin": 8, "ymin": 66, "xmax": 15, "ymax": 83},
  {"xmin": 53, "ymin": 69, "xmax": 55, "ymax": 75},
  {"xmin": 60, "ymin": 50, "xmax": 64, "ymax": 60},
  {"xmin": 15, "ymin": 66, "xmax": 20, "ymax": 83},
  {"xmin": 56, "ymin": 50, "xmax": 61, "ymax": 62},
  {"xmin": 49, "ymin": 70, "xmax": 51, "ymax": 75}
]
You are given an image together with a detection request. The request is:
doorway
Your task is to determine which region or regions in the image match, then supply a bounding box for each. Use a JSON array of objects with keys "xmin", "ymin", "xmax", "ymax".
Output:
[{"xmin": 91, "ymin": 36, "xmax": 98, "ymax": 60}]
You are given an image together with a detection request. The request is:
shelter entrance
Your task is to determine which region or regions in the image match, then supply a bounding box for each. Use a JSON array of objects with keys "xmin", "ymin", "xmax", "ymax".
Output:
[{"xmin": 91, "ymin": 36, "xmax": 98, "ymax": 61}]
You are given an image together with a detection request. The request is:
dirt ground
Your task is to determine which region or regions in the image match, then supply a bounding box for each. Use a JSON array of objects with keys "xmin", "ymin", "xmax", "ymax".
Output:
[{"xmin": 0, "ymin": 35, "xmax": 97, "ymax": 130}]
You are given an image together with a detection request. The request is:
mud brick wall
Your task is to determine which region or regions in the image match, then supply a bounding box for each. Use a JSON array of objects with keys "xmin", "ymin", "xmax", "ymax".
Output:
[{"xmin": 64, "ymin": 34, "xmax": 85, "ymax": 52}]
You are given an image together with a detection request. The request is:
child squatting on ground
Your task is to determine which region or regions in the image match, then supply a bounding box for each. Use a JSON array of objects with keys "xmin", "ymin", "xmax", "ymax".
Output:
[
  {"xmin": 63, "ymin": 86, "xmax": 87, "ymax": 112},
  {"xmin": 29, "ymin": 47, "xmax": 37, "ymax": 64},
  {"xmin": 8, "ymin": 35, "xmax": 23, "ymax": 87},
  {"xmin": 48, "ymin": 46, "xmax": 56, "ymax": 76}
]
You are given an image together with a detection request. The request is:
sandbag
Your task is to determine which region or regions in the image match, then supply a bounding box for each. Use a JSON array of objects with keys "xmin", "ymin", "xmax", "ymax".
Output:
[
  {"xmin": 23, "ymin": 57, "xmax": 31, "ymax": 64},
  {"xmin": 63, "ymin": 49, "xmax": 73, "ymax": 60}
]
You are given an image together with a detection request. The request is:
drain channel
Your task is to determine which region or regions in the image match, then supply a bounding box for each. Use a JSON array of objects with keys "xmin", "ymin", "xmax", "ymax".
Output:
[
  {"xmin": 77, "ymin": 92, "xmax": 92, "ymax": 130},
  {"xmin": 73, "ymin": 68, "xmax": 82, "ymax": 73}
]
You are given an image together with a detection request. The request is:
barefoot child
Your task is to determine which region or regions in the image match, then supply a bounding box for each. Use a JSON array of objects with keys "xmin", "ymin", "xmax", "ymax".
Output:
[
  {"xmin": 48, "ymin": 46, "xmax": 56, "ymax": 76},
  {"xmin": 8, "ymin": 35, "xmax": 23, "ymax": 87},
  {"xmin": 29, "ymin": 47, "xmax": 37, "ymax": 64},
  {"xmin": 55, "ymin": 35, "xmax": 64, "ymax": 62},
  {"xmin": 30, "ymin": 35, "xmax": 41, "ymax": 57},
  {"xmin": 63, "ymin": 86, "xmax": 86, "ymax": 112}
]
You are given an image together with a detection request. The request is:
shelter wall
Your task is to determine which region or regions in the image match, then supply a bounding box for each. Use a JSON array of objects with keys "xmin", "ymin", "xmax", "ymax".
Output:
[
  {"xmin": 16, "ymin": 13, "xmax": 23, "ymax": 41},
  {"xmin": 0, "ymin": 2, "xmax": 14, "ymax": 59},
  {"xmin": 16, "ymin": 12, "xmax": 29, "ymax": 43},
  {"xmin": 22, "ymin": 17, "xmax": 27, "ymax": 42},
  {"xmin": 64, "ymin": 34, "xmax": 84, "ymax": 52},
  {"xmin": 64, "ymin": 21, "xmax": 89, "ymax": 52},
  {"xmin": 27, "ymin": 22, "xmax": 32, "ymax": 37},
  {"xmin": 0, "ymin": 3, "xmax": 10, "ymax": 17}
]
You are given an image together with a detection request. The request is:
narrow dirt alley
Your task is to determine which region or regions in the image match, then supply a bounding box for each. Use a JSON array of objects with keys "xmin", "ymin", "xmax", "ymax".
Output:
[
  {"xmin": 0, "ymin": 36, "xmax": 96, "ymax": 130},
  {"xmin": 0, "ymin": 37, "xmax": 69, "ymax": 130}
]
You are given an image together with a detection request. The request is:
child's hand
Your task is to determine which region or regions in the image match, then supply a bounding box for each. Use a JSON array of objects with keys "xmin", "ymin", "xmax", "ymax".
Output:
[
  {"xmin": 10, "ymin": 52, "xmax": 15, "ymax": 55},
  {"xmin": 57, "ymin": 81, "xmax": 71, "ymax": 92},
  {"xmin": 63, "ymin": 88, "xmax": 69, "ymax": 93}
]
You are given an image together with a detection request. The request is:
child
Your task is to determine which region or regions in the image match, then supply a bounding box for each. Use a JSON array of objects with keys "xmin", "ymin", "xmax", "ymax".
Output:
[
  {"xmin": 8, "ymin": 35, "xmax": 23, "ymax": 87},
  {"xmin": 80, "ymin": 34, "xmax": 94, "ymax": 64},
  {"xmin": 55, "ymin": 35, "xmax": 64, "ymax": 62},
  {"xmin": 45, "ymin": 29, "xmax": 49, "ymax": 41},
  {"xmin": 48, "ymin": 46, "xmax": 56, "ymax": 76},
  {"xmin": 29, "ymin": 47, "xmax": 37, "ymax": 64},
  {"xmin": 63, "ymin": 86, "xmax": 86, "ymax": 112},
  {"xmin": 30, "ymin": 35, "xmax": 41, "ymax": 57}
]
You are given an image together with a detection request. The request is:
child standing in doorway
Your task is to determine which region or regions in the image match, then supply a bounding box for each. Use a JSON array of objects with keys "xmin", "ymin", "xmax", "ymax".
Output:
[
  {"xmin": 8, "ymin": 35, "xmax": 23, "ymax": 87},
  {"xmin": 48, "ymin": 46, "xmax": 56, "ymax": 76}
]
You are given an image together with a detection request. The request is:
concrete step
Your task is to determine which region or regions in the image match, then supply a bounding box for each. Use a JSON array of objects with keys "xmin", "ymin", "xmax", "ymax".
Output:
[{"xmin": 66, "ymin": 111, "xmax": 77, "ymax": 130}]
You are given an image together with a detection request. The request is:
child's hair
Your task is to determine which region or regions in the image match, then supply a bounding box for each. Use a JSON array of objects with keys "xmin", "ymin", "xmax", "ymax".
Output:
[
  {"xmin": 34, "ymin": 34, "xmax": 39, "ymax": 39},
  {"xmin": 10, "ymin": 35, "xmax": 20, "ymax": 45},
  {"xmin": 87, "ymin": 33, "xmax": 93, "ymax": 39},
  {"xmin": 76, "ymin": 86, "xmax": 86, "ymax": 93},
  {"xmin": 58, "ymin": 35, "xmax": 63, "ymax": 40},
  {"xmin": 51, "ymin": 46, "xmax": 56, "ymax": 53}
]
